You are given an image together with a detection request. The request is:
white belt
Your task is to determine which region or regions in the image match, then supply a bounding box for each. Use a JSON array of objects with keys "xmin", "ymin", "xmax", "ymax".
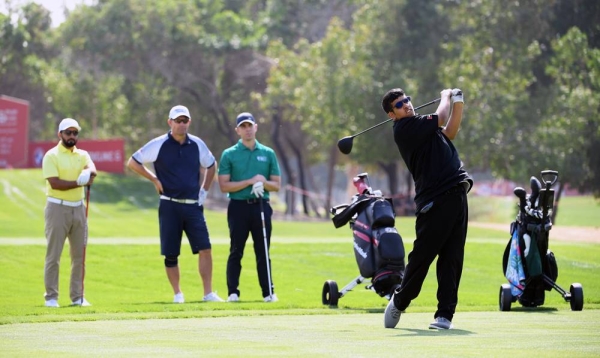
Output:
[
  {"xmin": 160, "ymin": 195, "xmax": 198, "ymax": 205},
  {"xmin": 47, "ymin": 197, "xmax": 84, "ymax": 207}
]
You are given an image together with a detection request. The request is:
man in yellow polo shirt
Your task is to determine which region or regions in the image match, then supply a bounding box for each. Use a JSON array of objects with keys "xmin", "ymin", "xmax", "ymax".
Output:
[{"xmin": 42, "ymin": 118, "xmax": 96, "ymax": 308}]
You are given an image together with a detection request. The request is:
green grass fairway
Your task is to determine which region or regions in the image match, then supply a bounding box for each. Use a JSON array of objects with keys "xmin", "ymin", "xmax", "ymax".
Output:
[
  {"xmin": 2, "ymin": 312, "xmax": 599, "ymax": 357},
  {"xmin": 1, "ymin": 169, "xmax": 599, "ymax": 356}
]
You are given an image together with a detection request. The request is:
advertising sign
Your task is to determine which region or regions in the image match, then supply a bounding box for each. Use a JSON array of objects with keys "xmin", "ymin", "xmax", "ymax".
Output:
[
  {"xmin": 0, "ymin": 96, "xmax": 29, "ymax": 168},
  {"xmin": 29, "ymin": 138, "xmax": 125, "ymax": 173}
]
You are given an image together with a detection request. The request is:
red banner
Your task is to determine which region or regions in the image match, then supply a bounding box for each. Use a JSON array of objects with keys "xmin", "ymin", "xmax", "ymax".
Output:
[
  {"xmin": 0, "ymin": 95, "xmax": 29, "ymax": 168},
  {"xmin": 29, "ymin": 139, "xmax": 125, "ymax": 173}
]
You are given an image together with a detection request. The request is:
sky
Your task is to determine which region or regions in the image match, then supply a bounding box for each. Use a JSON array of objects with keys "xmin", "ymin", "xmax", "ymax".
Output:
[{"xmin": 0, "ymin": 0, "xmax": 94, "ymax": 27}]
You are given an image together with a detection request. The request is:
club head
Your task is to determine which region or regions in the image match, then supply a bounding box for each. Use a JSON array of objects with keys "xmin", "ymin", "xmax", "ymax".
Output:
[
  {"xmin": 514, "ymin": 187, "xmax": 527, "ymax": 213},
  {"xmin": 513, "ymin": 187, "xmax": 526, "ymax": 199},
  {"xmin": 529, "ymin": 176, "xmax": 542, "ymax": 209},
  {"xmin": 337, "ymin": 136, "xmax": 354, "ymax": 155}
]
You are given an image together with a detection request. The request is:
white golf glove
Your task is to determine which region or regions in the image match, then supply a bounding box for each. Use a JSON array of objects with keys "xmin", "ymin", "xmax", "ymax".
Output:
[
  {"xmin": 198, "ymin": 188, "xmax": 207, "ymax": 206},
  {"xmin": 76, "ymin": 169, "xmax": 91, "ymax": 186},
  {"xmin": 451, "ymin": 88, "xmax": 464, "ymax": 104},
  {"xmin": 251, "ymin": 181, "xmax": 264, "ymax": 198}
]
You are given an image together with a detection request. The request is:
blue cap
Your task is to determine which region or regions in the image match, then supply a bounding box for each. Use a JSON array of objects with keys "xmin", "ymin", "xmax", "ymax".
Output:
[{"xmin": 236, "ymin": 112, "xmax": 255, "ymax": 127}]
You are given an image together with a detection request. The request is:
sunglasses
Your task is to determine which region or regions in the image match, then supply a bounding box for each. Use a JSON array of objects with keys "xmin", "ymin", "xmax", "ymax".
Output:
[
  {"xmin": 393, "ymin": 96, "xmax": 412, "ymax": 109},
  {"xmin": 172, "ymin": 117, "xmax": 190, "ymax": 124},
  {"xmin": 62, "ymin": 129, "xmax": 79, "ymax": 136}
]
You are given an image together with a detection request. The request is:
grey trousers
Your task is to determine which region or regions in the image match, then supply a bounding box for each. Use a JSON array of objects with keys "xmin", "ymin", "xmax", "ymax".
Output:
[{"xmin": 44, "ymin": 201, "xmax": 87, "ymax": 302}]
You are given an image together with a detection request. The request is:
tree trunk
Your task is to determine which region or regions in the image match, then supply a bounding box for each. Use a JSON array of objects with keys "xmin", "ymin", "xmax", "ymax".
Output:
[
  {"xmin": 551, "ymin": 181, "xmax": 564, "ymax": 225},
  {"xmin": 324, "ymin": 144, "xmax": 338, "ymax": 214},
  {"xmin": 377, "ymin": 161, "xmax": 399, "ymax": 196},
  {"xmin": 270, "ymin": 108, "xmax": 296, "ymax": 216}
]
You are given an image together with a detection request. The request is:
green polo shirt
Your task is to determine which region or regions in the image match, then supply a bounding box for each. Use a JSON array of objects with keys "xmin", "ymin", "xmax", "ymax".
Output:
[
  {"xmin": 42, "ymin": 142, "xmax": 94, "ymax": 201},
  {"xmin": 218, "ymin": 139, "xmax": 281, "ymax": 200}
]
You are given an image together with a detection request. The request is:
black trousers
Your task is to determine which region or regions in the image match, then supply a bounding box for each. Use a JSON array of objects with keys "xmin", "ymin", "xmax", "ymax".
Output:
[
  {"xmin": 394, "ymin": 185, "xmax": 468, "ymax": 321},
  {"xmin": 226, "ymin": 199, "xmax": 274, "ymax": 298}
]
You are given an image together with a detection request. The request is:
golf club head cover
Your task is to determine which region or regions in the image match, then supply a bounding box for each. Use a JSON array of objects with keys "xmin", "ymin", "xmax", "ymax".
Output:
[
  {"xmin": 513, "ymin": 187, "xmax": 527, "ymax": 213},
  {"xmin": 451, "ymin": 88, "xmax": 464, "ymax": 104},
  {"xmin": 198, "ymin": 188, "xmax": 207, "ymax": 206},
  {"xmin": 76, "ymin": 169, "xmax": 91, "ymax": 186},
  {"xmin": 529, "ymin": 176, "xmax": 542, "ymax": 209},
  {"xmin": 251, "ymin": 181, "xmax": 264, "ymax": 198}
]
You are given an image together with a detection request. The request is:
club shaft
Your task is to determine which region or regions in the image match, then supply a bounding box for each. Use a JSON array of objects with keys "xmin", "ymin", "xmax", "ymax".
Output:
[
  {"xmin": 351, "ymin": 98, "xmax": 441, "ymax": 138},
  {"xmin": 259, "ymin": 199, "xmax": 273, "ymax": 298}
]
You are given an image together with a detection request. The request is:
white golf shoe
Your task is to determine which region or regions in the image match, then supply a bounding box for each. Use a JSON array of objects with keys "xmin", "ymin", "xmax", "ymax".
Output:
[
  {"xmin": 45, "ymin": 299, "xmax": 59, "ymax": 308},
  {"xmin": 71, "ymin": 298, "xmax": 92, "ymax": 307},
  {"xmin": 384, "ymin": 296, "xmax": 402, "ymax": 328},
  {"xmin": 173, "ymin": 292, "xmax": 185, "ymax": 303},
  {"xmin": 203, "ymin": 292, "xmax": 224, "ymax": 302},
  {"xmin": 264, "ymin": 294, "xmax": 279, "ymax": 302},
  {"xmin": 429, "ymin": 317, "xmax": 454, "ymax": 330}
]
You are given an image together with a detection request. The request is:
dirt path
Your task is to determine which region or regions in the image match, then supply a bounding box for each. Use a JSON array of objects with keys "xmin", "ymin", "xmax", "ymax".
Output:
[{"xmin": 470, "ymin": 222, "xmax": 600, "ymax": 243}]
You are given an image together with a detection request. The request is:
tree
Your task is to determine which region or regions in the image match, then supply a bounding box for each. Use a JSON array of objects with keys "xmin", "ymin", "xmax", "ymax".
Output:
[
  {"xmin": 536, "ymin": 28, "xmax": 600, "ymax": 220},
  {"xmin": 0, "ymin": 2, "xmax": 55, "ymax": 140}
]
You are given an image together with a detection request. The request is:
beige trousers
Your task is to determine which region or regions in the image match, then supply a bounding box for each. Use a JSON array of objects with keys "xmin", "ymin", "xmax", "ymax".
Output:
[{"xmin": 44, "ymin": 201, "xmax": 87, "ymax": 302}]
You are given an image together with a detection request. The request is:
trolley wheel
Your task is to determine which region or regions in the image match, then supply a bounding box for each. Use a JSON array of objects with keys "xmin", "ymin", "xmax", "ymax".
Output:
[
  {"xmin": 499, "ymin": 284, "xmax": 512, "ymax": 312},
  {"xmin": 322, "ymin": 280, "xmax": 339, "ymax": 306},
  {"xmin": 569, "ymin": 283, "xmax": 584, "ymax": 311}
]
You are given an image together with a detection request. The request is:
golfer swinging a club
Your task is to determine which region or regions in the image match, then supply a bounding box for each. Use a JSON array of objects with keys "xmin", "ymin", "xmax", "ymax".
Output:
[
  {"xmin": 218, "ymin": 112, "xmax": 281, "ymax": 303},
  {"xmin": 382, "ymin": 88, "xmax": 473, "ymax": 330}
]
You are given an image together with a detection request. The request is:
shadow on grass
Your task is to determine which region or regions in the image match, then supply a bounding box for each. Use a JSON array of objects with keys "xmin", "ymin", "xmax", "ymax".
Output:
[
  {"xmin": 506, "ymin": 306, "xmax": 560, "ymax": 313},
  {"xmin": 401, "ymin": 328, "xmax": 473, "ymax": 336}
]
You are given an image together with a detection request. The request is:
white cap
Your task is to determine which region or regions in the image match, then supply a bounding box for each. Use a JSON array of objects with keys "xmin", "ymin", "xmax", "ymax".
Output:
[
  {"xmin": 58, "ymin": 118, "xmax": 81, "ymax": 132},
  {"xmin": 169, "ymin": 105, "xmax": 191, "ymax": 120}
]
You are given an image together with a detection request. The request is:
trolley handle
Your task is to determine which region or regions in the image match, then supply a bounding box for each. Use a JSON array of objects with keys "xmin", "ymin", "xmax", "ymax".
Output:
[{"xmin": 540, "ymin": 170, "xmax": 558, "ymax": 188}]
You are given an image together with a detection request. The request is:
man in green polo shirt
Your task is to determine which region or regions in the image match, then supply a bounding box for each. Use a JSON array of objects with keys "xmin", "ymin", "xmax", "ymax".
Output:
[
  {"xmin": 218, "ymin": 112, "xmax": 281, "ymax": 303},
  {"xmin": 42, "ymin": 118, "xmax": 97, "ymax": 307}
]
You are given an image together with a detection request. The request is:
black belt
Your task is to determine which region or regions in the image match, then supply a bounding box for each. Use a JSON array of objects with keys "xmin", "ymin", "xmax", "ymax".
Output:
[
  {"xmin": 445, "ymin": 182, "xmax": 469, "ymax": 195},
  {"xmin": 232, "ymin": 198, "xmax": 269, "ymax": 204}
]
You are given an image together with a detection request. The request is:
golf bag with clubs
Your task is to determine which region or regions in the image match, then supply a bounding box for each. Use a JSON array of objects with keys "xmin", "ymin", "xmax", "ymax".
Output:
[
  {"xmin": 499, "ymin": 170, "xmax": 584, "ymax": 311},
  {"xmin": 322, "ymin": 173, "xmax": 406, "ymax": 307}
]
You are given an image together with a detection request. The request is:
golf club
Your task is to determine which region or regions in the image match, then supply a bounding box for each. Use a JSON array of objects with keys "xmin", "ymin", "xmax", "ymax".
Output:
[
  {"xmin": 337, "ymin": 97, "xmax": 441, "ymax": 155},
  {"xmin": 529, "ymin": 176, "xmax": 542, "ymax": 209},
  {"xmin": 258, "ymin": 198, "xmax": 274, "ymax": 300},
  {"xmin": 514, "ymin": 187, "xmax": 527, "ymax": 213},
  {"xmin": 81, "ymin": 185, "xmax": 90, "ymax": 306}
]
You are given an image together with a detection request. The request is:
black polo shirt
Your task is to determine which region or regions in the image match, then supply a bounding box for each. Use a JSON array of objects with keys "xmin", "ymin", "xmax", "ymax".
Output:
[{"xmin": 393, "ymin": 113, "xmax": 472, "ymax": 212}]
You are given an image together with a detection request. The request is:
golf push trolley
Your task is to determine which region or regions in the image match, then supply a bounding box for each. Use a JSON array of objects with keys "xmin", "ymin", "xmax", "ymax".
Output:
[
  {"xmin": 322, "ymin": 173, "xmax": 406, "ymax": 307},
  {"xmin": 500, "ymin": 170, "xmax": 584, "ymax": 311}
]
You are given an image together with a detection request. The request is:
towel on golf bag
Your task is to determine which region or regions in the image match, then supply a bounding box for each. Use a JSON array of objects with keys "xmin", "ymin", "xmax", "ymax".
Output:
[
  {"xmin": 504, "ymin": 218, "xmax": 545, "ymax": 297},
  {"xmin": 505, "ymin": 228, "xmax": 526, "ymax": 297}
]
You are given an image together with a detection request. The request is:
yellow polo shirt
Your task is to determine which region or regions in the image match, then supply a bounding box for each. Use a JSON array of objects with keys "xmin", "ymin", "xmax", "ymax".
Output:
[{"xmin": 42, "ymin": 142, "xmax": 94, "ymax": 201}]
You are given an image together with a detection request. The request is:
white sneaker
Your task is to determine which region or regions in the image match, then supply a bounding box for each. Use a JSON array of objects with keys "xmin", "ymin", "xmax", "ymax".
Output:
[
  {"xmin": 227, "ymin": 293, "xmax": 240, "ymax": 302},
  {"xmin": 384, "ymin": 295, "xmax": 402, "ymax": 328},
  {"xmin": 264, "ymin": 294, "xmax": 279, "ymax": 302},
  {"xmin": 173, "ymin": 292, "xmax": 185, "ymax": 303},
  {"xmin": 429, "ymin": 317, "xmax": 454, "ymax": 330},
  {"xmin": 203, "ymin": 292, "xmax": 224, "ymax": 302},
  {"xmin": 45, "ymin": 299, "xmax": 59, "ymax": 308},
  {"xmin": 71, "ymin": 298, "xmax": 92, "ymax": 307}
]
